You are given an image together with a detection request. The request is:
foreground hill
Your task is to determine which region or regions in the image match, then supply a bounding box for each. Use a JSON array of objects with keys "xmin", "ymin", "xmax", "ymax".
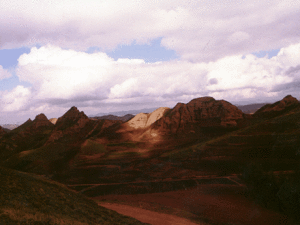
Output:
[{"xmin": 0, "ymin": 166, "xmax": 145, "ymax": 225}]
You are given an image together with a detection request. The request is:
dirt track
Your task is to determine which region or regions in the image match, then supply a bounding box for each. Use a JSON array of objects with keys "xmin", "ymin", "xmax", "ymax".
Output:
[{"xmin": 100, "ymin": 202, "xmax": 202, "ymax": 225}]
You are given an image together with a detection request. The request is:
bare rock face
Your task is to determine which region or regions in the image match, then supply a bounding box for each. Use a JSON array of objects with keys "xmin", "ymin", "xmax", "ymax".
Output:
[
  {"xmin": 127, "ymin": 107, "xmax": 170, "ymax": 129},
  {"xmin": 254, "ymin": 95, "xmax": 300, "ymax": 118},
  {"xmin": 49, "ymin": 118, "xmax": 58, "ymax": 124},
  {"xmin": 152, "ymin": 97, "xmax": 244, "ymax": 134}
]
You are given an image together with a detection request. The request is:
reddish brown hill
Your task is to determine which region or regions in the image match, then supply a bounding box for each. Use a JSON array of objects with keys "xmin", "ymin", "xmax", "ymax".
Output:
[
  {"xmin": 254, "ymin": 95, "xmax": 300, "ymax": 118},
  {"xmin": 151, "ymin": 97, "xmax": 245, "ymax": 136},
  {"xmin": 46, "ymin": 106, "xmax": 93, "ymax": 144},
  {"xmin": 32, "ymin": 113, "xmax": 54, "ymax": 128},
  {"xmin": 0, "ymin": 126, "xmax": 6, "ymax": 137},
  {"xmin": 0, "ymin": 115, "xmax": 54, "ymax": 161}
]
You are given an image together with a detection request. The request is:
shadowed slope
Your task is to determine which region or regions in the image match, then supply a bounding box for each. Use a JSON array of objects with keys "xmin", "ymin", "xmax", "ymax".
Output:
[
  {"xmin": 161, "ymin": 95, "xmax": 300, "ymax": 175},
  {"xmin": 0, "ymin": 126, "xmax": 6, "ymax": 137},
  {"xmin": 0, "ymin": 166, "xmax": 145, "ymax": 225},
  {"xmin": 254, "ymin": 95, "xmax": 300, "ymax": 118},
  {"xmin": 0, "ymin": 114, "xmax": 54, "ymax": 161}
]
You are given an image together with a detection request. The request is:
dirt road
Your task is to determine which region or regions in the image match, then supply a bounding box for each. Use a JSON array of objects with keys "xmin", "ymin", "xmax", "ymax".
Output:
[{"xmin": 99, "ymin": 202, "xmax": 203, "ymax": 225}]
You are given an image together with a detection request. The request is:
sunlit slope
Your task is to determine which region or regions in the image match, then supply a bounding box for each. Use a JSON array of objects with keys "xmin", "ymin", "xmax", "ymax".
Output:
[{"xmin": 0, "ymin": 166, "xmax": 146, "ymax": 225}]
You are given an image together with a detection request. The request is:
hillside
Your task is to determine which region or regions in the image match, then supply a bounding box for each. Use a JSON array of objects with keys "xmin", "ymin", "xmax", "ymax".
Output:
[
  {"xmin": 0, "ymin": 95, "xmax": 300, "ymax": 223},
  {"xmin": 1, "ymin": 95, "xmax": 299, "ymax": 185},
  {"xmin": 0, "ymin": 166, "xmax": 145, "ymax": 225},
  {"xmin": 161, "ymin": 95, "xmax": 300, "ymax": 173}
]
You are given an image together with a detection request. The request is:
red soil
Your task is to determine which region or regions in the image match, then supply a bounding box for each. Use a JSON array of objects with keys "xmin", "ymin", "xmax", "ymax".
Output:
[
  {"xmin": 100, "ymin": 202, "xmax": 200, "ymax": 225},
  {"xmin": 95, "ymin": 184, "xmax": 291, "ymax": 225}
]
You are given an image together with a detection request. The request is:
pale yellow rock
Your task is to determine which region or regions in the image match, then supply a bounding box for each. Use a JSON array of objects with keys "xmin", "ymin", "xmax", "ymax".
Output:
[
  {"xmin": 49, "ymin": 118, "xmax": 58, "ymax": 124},
  {"xmin": 127, "ymin": 107, "xmax": 169, "ymax": 129}
]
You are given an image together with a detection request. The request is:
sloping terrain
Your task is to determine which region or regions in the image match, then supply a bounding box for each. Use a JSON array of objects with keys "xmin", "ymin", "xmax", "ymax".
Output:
[
  {"xmin": 0, "ymin": 95, "xmax": 300, "ymax": 223},
  {"xmin": 2, "ymin": 95, "xmax": 299, "ymax": 185},
  {"xmin": 160, "ymin": 95, "xmax": 300, "ymax": 174},
  {"xmin": 0, "ymin": 114, "xmax": 54, "ymax": 161},
  {"xmin": 0, "ymin": 166, "xmax": 145, "ymax": 225}
]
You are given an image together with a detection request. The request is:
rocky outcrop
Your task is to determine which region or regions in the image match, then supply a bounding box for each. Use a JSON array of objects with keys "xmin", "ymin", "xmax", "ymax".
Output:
[
  {"xmin": 151, "ymin": 97, "xmax": 245, "ymax": 134},
  {"xmin": 49, "ymin": 118, "xmax": 58, "ymax": 124},
  {"xmin": 55, "ymin": 106, "xmax": 89, "ymax": 129},
  {"xmin": 46, "ymin": 106, "xmax": 94, "ymax": 144},
  {"xmin": 127, "ymin": 107, "xmax": 170, "ymax": 129},
  {"xmin": 254, "ymin": 95, "xmax": 300, "ymax": 118}
]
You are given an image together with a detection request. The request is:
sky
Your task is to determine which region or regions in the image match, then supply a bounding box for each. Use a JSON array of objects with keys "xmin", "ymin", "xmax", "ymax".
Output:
[{"xmin": 0, "ymin": 0, "xmax": 300, "ymax": 124}]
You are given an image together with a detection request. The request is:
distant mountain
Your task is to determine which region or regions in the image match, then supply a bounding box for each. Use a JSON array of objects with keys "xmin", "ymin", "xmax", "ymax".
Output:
[
  {"xmin": 91, "ymin": 107, "xmax": 158, "ymax": 117},
  {"xmin": 90, "ymin": 114, "xmax": 134, "ymax": 122},
  {"xmin": 0, "ymin": 124, "xmax": 19, "ymax": 130},
  {"xmin": 237, "ymin": 103, "xmax": 267, "ymax": 114}
]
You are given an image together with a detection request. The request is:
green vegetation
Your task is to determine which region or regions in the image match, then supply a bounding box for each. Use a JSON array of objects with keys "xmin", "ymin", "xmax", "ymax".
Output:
[{"xmin": 0, "ymin": 166, "xmax": 146, "ymax": 225}]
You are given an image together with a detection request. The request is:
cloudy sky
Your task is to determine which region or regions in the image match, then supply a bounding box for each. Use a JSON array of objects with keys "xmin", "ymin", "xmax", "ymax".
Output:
[{"xmin": 1, "ymin": 0, "xmax": 300, "ymax": 124}]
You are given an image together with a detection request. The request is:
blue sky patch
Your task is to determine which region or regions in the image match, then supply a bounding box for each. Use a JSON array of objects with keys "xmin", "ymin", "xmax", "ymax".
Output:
[
  {"xmin": 0, "ymin": 47, "xmax": 30, "ymax": 69},
  {"xmin": 105, "ymin": 38, "xmax": 178, "ymax": 63},
  {"xmin": 252, "ymin": 49, "xmax": 280, "ymax": 59}
]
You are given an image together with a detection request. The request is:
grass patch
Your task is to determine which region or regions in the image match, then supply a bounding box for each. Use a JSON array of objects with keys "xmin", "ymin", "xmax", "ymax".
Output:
[{"xmin": 0, "ymin": 166, "xmax": 146, "ymax": 225}]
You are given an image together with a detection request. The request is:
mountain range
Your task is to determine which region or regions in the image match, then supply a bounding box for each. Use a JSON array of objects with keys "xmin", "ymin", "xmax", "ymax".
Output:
[{"xmin": 0, "ymin": 94, "xmax": 300, "ymax": 224}]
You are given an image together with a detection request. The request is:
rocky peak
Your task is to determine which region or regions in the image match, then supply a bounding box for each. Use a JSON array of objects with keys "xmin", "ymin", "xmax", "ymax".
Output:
[
  {"xmin": 254, "ymin": 95, "xmax": 300, "ymax": 117},
  {"xmin": 32, "ymin": 113, "xmax": 53, "ymax": 128},
  {"xmin": 54, "ymin": 106, "xmax": 90, "ymax": 132},
  {"xmin": 34, "ymin": 113, "xmax": 49, "ymax": 121},
  {"xmin": 152, "ymin": 96, "xmax": 244, "ymax": 134},
  {"xmin": 56, "ymin": 107, "xmax": 88, "ymax": 123},
  {"xmin": 281, "ymin": 95, "xmax": 299, "ymax": 106}
]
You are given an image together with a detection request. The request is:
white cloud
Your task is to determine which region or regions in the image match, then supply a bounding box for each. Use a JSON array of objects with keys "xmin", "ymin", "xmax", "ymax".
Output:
[
  {"xmin": 0, "ymin": 42, "xmax": 294, "ymax": 119},
  {"xmin": 1, "ymin": 85, "xmax": 31, "ymax": 111},
  {"xmin": 0, "ymin": 0, "xmax": 300, "ymax": 62},
  {"xmin": 0, "ymin": 66, "xmax": 12, "ymax": 80}
]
